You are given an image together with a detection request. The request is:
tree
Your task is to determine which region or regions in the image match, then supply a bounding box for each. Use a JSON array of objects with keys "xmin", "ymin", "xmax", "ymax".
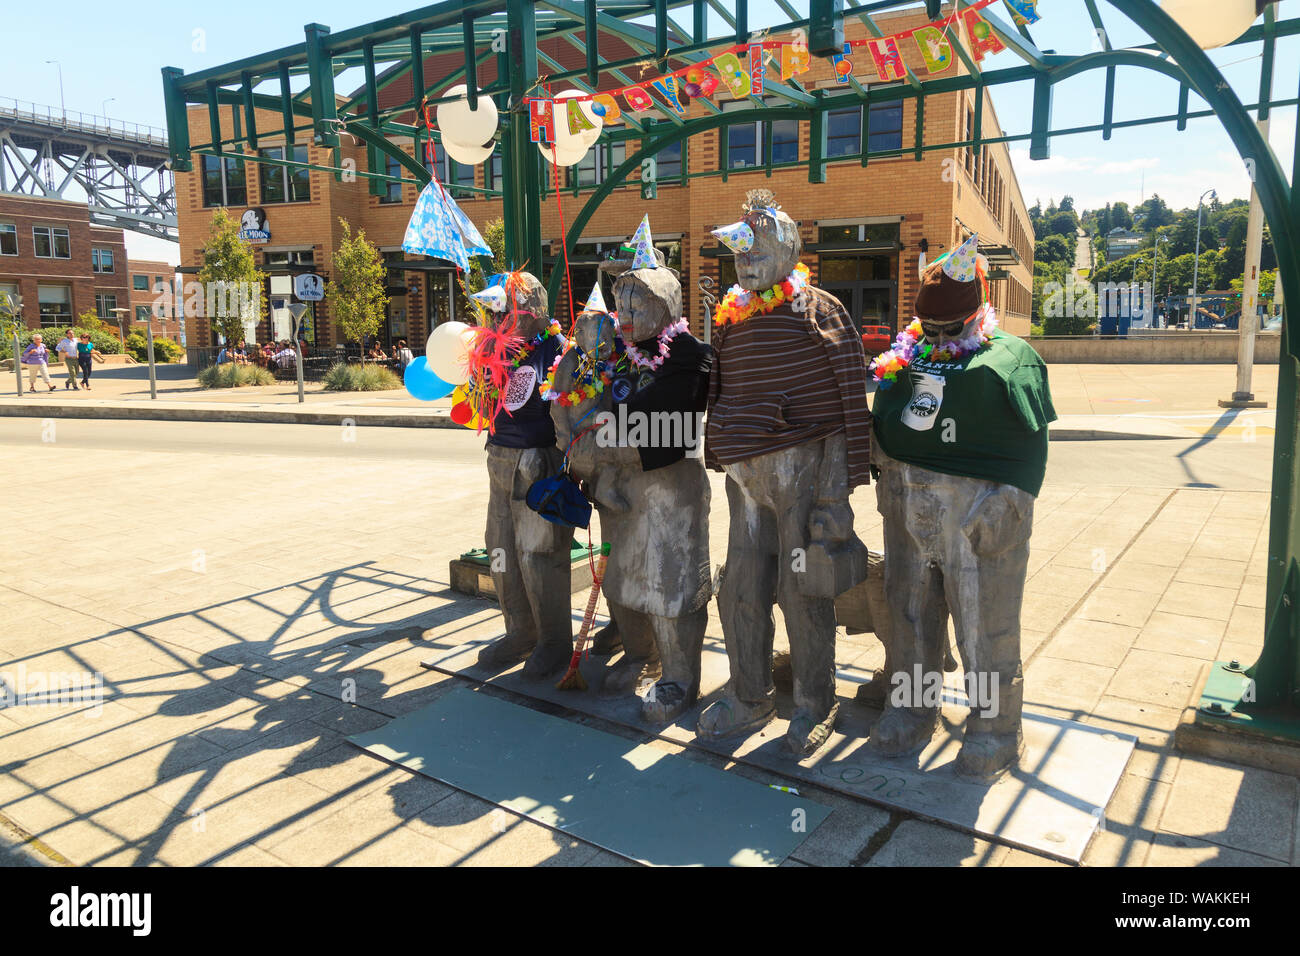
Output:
[
  {"xmin": 1133, "ymin": 195, "xmax": 1175, "ymax": 231},
  {"xmin": 465, "ymin": 217, "xmax": 507, "ymax": 298},
  {"xmin": 1058, "ymin": 195, "xmax": 1075, "ymax": 212},
  {"xmin": 1110, "ymin": 201, "xmax": 1133, "ymax": 231},
  {"xmin": 328, "ymin": 219, "xmax": 389, "ymax": 358},
  {"xmin": 1047, "ymin": 209, "xmax": 1079, "ymax": 239},
  {"xmin": 197, "ymin": 208, "xmax": 267, "ymax": 345}
]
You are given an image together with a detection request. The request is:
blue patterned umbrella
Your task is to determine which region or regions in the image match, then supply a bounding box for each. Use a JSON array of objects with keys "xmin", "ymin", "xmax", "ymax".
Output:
[{"xmin": 402, "ymin": 180, "xmax": 491, "ymax": 270}]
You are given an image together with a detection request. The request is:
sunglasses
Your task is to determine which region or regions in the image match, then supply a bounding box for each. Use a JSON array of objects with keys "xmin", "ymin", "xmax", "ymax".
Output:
[{"xmin": 920, "ymin": 318, "xmax": 970, "ymax": 339}]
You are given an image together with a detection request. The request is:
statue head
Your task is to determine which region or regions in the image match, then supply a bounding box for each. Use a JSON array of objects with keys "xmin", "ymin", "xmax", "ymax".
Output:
[
  {"xmin": 472, "ymin": 271, "xmax": 550, "ymax": 338},
  {"xmin": 612, "ymin": 267, "xmax": 682, "ymax": 343},
  {"xmin": 712, "ymin": 189, "xmax": 801, "ymax": 291},
  {"xmin": 914, "ymin": 234, "xmax": 987, "ymax": 346}
]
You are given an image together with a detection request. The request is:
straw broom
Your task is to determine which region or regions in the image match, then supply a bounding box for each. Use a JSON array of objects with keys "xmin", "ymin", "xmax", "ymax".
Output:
[{"xmin": 556, "ymin": 542, "xmax": 611, "ymax": 691}]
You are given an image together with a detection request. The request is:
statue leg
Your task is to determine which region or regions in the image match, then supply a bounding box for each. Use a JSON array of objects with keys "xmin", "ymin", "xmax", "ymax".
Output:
[
  {"xmin": 697, "ymin": 474, "xmax": 778, "ymax": 739},
  {"xmin": 947, "ymin": 484, "xmax": 1035, "ymax": 780},
  {"xmin": 641, "ymin": 606, "xmax": 706, "ymax": 724},
  {"xmin": 601, "ymin": 601, "xmax": 662, "ymax": 697},
  {"xmin": 868, "ymin": 458, "xmax": 949, "ymax": 756},
  {"xmin": 511, "ymin": 476, "xmax": 575, "ymax": 680},
  {"xmin": 478, "ymin": 448, "xmax": 542, "ymax": 667}
]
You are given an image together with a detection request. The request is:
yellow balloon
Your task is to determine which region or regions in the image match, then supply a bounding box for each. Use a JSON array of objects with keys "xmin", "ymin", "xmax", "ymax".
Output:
[{"xmin": 450, "ymin": 383, "xmax": 488, "ymax": 431}]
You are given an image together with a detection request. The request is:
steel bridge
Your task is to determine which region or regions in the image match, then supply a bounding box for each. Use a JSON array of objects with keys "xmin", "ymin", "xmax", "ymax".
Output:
[
  {"xmin": 0, "ymin": 98, "xmax": 177, "ymax": 241},
  {"xmin": 160, "ymin": 0, "xmax": 1300, "ymax": 750}
]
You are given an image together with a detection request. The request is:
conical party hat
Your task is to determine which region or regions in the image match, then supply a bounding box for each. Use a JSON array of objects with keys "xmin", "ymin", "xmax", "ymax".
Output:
[
  {"xmin": 943, "ymin": 233, "xmax": 979, "ymax": 283},
  {"xmin": 711, "ymin": 220, "xmax": 755, "ymax": 254},
  {"xmin": 472, "ymin": 281, "xmax": 508, "ymax": 313},
  {"xmin": 629, "ymin": 215, "xmax": 658, "ymax": 270},
  {"xmin": 581, "ymin": 280, "xmax": 608, "ymax": 314}
]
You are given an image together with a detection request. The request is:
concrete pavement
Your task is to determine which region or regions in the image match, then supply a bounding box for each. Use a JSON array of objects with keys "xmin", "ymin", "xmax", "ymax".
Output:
[{"xmin": 0, "ymin": 418, "xmax": 1292, "ymax": 867}]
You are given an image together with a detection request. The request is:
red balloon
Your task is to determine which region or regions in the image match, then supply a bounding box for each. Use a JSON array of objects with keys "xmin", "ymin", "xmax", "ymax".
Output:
[{"xmin": 450, "ymin": 401, "xmax": 473, "ymax": 425}]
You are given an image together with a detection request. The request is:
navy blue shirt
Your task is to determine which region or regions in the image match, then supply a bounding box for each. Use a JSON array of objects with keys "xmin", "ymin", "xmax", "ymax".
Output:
[{"xmin": 486, "ymin": 335, "xmax": 563, "ymax": 450}]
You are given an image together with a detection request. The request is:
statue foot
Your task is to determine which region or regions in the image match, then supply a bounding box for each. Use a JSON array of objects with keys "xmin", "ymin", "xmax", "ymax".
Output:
[
  {"xmin": 786, "ymin": 702, "xmax": 839, "ymax": 757},
  {"xmin": 853, "ymin": 670, "xmax": 890, "ymax": 708},
  {"xmin": 590, "ymin": 621, "xmax": 623, "ymax": 656},
  {"xmin": 477, "ymin": 632, "xmax": 536, "ymax": 668},
  {"xmin": 520, "ymin": 641, "xmax": 574, "ymax": 680},
  {"xmin": 953, "ymin": 730, "xmax": 1024, "ymax": 782},
  {"xmin": 599, "ymin": 656, "xmax": 662, "ymax": 698},
  {"xmin": 868, "ymin": 707, "xmax": 938, "ymax": 757},
  {"xmin": 696, "ymin": 695, "xmax": 776, "ymax": 740},
  {"xmin": 641, "ymin": 681, "xmax": 697, "ymax": 724}
]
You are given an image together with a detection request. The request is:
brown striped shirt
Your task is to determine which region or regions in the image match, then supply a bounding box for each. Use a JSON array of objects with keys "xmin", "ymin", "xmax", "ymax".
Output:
[{"xmin": 705, "ymin": 286, "xmax": 873, "ymax": 488}]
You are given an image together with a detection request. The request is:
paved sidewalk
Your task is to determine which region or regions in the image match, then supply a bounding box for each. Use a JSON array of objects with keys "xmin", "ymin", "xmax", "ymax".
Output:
[{"xmin": 0, "ymin": 420, "xmax": 1293, "ymax": 867}]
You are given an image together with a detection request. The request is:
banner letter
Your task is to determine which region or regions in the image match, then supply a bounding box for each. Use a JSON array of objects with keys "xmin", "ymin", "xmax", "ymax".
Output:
[
  {"xmin": 962, "ymin": 9, "xmax": 1007, "ymax": 62},
  {"xmin": 867, "ymin": 37, "xmax": 907, "ymax": 82},
  {"xmin": 529, "ymin": 98, "xmax": 554, "ymax": 144},
  {"xmin": 650, "ymin": 76, "xmax": 687, "ymax": 114},
  {"xmin": 713, "ymin": 52, "xmax": 752, "ymax": 99},
  {"xmin": 913, "ymin": 25, "xmax": 953, "ymax": 73},
  {"xmin": 831, "ymin": 43, "xmax": 854, "ymax": 84},
  {"xmin": 748, "ymin": 43, "xmax": 764, "ymax": 96}
]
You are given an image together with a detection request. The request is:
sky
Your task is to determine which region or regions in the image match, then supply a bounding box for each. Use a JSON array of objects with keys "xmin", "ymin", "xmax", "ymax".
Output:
[{"xmin": 4, "ymin": 0, "xmax": 1296, "ymax": 263}]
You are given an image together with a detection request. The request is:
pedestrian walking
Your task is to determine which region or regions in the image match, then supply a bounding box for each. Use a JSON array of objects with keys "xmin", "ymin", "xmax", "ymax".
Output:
[
  {"xmin": 77, "ymin": 333, "xmax": 103, "ymax": 389},
  {"xmin": 20, "ymin": 334, "xmax": 57, "ymax": 392},
  {"xmin": 55, "ymin": 328, "xmax": 80, "ymax": 390},
  {"xmin": 395, "ymin": 338, "xmax": 414, "ymax": 372}
]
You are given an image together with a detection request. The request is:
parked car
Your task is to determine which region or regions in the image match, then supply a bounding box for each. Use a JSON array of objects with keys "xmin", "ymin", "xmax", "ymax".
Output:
[{"xmin": 860, "ymin": 324, "xmax": 893, "ymax": 358}]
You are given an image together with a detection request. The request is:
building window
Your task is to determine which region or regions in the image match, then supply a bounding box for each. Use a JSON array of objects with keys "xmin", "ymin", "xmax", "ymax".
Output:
[
  {"xmin": 259, "ymin": 145, "xmax": 311, "ymax": 203},
  {"xmin": 867, "ymin": 100, "xmax": 904, "ymax": 153},
  {"xmin": 724, "ymin": 99, "xmax": 802, "ymax": 170},
  {"xmin": 37, "ymin": 284, "xmax": 72, "ymax": 326},
  {"xmin": 567, "ymin": 142, "xmax": 627, "ymax": 188},
  {"xmin": 0, "ymin": 223, "xmax": 16, "ymax": 256},
  {"xmin": 135, "ymin": 305, "xmax": 151, "ymax": 322},
  {"xmin": 92, "ymin": 248, "xmax": 114, "ymax": 273},
  {"xmin": 485, "ymin": 152, "xmax": 503, "ymax": 192},
  {"xmin": 379, "ymin": 154, "xmax": 404, "ymax": 204},
  {"xmin": 94, "ymin": 293, "xmax": 117, "ymax": 318},
  {"xmin": 827, "ymin": 107, "xmax": 861, "ymax": 158},
  {"xmin": 0, "ymin": 282, "xmax": 19, "ymax": 314},
  {"xmin": 654, "ymin": 140, "xmax": 683, "ymax": 183},
  {"xmin": 133, "ymin": 274, "xmax": 149, "ymax": 291},
  {"xmin": 436, "ymin": 151, "xmax": 476, "ymax": 197},
  {"xmin": 264, "ymin": 248, "xmax": 315, "ymax": 268},
  {"xmin": 33, "ymin": 226, "xmax": 71, "ymax": 259},
  {"xmin": 201, "ymin": 154, "xmax": 247, "ymax": 207}
]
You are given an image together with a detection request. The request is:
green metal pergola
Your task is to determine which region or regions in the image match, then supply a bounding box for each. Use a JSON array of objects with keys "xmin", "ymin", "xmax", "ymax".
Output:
[{"xmin": 161, "ymin": 0, "xmax": 1300, "ymax": 749}]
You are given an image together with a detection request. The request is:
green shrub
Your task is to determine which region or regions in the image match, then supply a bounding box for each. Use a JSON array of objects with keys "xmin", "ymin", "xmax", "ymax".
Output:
[
  {"xmin": 0, "ymin": 326, "xmax": 123, "ymax": 361},
  {"xmin": 1030, "ymin": 324, "xmax": 1044, "ymax": 337},
  {"xmin": 198, "ymin": 363, "xmax": 274, "ymax": 388},
  {"xmin": 322, "ymin": 361, "xmax": 402, "ymax": 391},
  {"xmin": 124, "ymin": 331, "xmax": 184, "ymax": 363}
]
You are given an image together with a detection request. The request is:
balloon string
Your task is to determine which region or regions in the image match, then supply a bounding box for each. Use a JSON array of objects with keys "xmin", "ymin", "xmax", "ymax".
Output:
[{"xmin": 550, "ymin": 144, "xmax": 578, "ymax": 333}]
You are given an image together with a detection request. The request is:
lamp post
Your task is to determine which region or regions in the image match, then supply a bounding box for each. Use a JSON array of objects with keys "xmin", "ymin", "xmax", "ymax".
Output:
[
  {"xmin": 288, "ymin": 302, "xmax": 308, "ymax": 404},
  {"xmin": 109, "ymin": 307, "xmax": 129, "ymax": 348},
  {"xmin": 1151, "ymin": 235, "xmax": 1169, "ymax": 328},
  {"xmin": 1, "ymin": 291, "xmax": 23, "ymax": 397},
  {"xmin": 101, "ymin": 98, "xmax": 115, "ymax": 127},
  {"xmin": 1189, "ymin": 187, "xmax": 1216, "ymax": 328},
  {"xmin": 1222, "ymin": 116, "xmax": 1272, "ymax": 409},
  {"xmin": 45, "ymin": 60, "xmax": 65, "ymax": 121}
]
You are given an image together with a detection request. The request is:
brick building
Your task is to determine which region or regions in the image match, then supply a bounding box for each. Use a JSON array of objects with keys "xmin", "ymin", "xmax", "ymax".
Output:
[
  {"xmin": 0, "ymin": 194, "xmax": 130, "ymax": 333},
  {"xmin": 175, "ymin": 9, "xmax": 1033, "ymax": 349},
  {"xmin": 126, "ymin": 258, "xmax": 184, "ymax": 340}
]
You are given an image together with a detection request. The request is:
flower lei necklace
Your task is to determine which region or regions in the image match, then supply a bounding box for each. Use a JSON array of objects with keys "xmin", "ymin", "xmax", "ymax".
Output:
[
  {"xmin": 625, "ymin": 318, "xmax": 688, "ymax": 369},
  {"xmin": 471, "ymin": 318, "xmax": 564, "ymax": 408},
  {"xmin": 870, "ymin": 304, "xmax": 998, "ymax": 389},
  {"xmin": 713, "ymin": 263, "xmax": 811, "ymax": 326},
  {"xmin": 540, "ymin": 334, "xmax": 627, "ymax": 407}
]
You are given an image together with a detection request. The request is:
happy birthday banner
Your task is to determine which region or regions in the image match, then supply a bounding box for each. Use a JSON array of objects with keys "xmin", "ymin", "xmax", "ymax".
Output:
[{"xmin": 528, "ymin": 0, "xmax": 1041, "ymax": 140}]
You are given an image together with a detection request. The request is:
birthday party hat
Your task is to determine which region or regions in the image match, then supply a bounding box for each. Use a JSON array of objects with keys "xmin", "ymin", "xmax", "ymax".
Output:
[
  {"xmin": 472, "ymin": 278, "xmax": 508, "ymax": 313},
  {"xmin": 943, "ymin": 233, "xmax": 979, "ymax": 283},
  {"xmin": 581, "ymin": 281, "xmax": 608, "ymax": 315},
  {"xmin": 629, "ymin": 215, "xmax": 658, "ymax": 270},
  {"xmin": 711, "ymin": 220, "xmax": 755, "ymax": 254}
]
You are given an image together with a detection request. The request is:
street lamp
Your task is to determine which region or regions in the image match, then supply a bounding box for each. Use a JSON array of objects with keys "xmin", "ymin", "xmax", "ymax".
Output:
[
  {"xmin": 101, "ymin": 98, "xmax": 115, "ymax": 127},
  {"xmin": 1160, "ymin": 0, "xmax": 1259, "ymax": 50},
  {"xmin": 1189, "ymin": 187, "xmax": 1216, "ymax": 328},
  {"xmin": 45, "ymin": 60, "xmax": 65, "ymax": 121},
  {"xmin": 287, "ymin": 302, "xmax": 308, "ymax": 404},
  {"xmin": 1151, "ymin": 235, "xmax": 1170, "ymax": 327}
]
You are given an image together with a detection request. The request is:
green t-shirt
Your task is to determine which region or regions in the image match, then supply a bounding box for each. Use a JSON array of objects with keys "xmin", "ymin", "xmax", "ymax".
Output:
[
  {"xmin": 872, "ymin": 330, "xmax": 1056, "ymax": 496},
  {"xmin": 77, "ymin": 342, "xmax": 93, "ymax": 356}
]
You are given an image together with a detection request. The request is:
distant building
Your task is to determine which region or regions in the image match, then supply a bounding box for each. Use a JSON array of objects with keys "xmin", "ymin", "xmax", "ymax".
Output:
[
  {"xmin": 1105, "ymin": 228, "xmax": 1144, "ymax": 263},
  {"xmin": 126, "ymin": 258, "xmax": 183, "ymax": 341},
  {"xmin": 0, "ymin": 194, "xmax": 129, "ymax": 332}
]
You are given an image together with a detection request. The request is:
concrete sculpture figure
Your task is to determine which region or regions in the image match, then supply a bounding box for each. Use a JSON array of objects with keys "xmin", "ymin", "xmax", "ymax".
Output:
[
  {"xmin": 867, "ymin": 234, "xmax": 1056, "ymax": 780},
  {"xmin": 545, "ymin": 221, "xmax": 713, "ymax": 721},
  {"xmin": 470, "ymin": 272, "xmax": 575, "ymax": 678},
  {"xmin": 699, "ymin": 189, "xmax": 873, "ymax": 755}
]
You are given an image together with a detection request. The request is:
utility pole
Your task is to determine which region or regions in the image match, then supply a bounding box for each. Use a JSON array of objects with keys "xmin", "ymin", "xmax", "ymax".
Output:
[
  {"xmin": 1189, "ymin": 187, "xmax": 1216, "ymax": 328},
  {"xmin": 1222, "ymin": 119, "xmax": 1270, "ymax": 408}
]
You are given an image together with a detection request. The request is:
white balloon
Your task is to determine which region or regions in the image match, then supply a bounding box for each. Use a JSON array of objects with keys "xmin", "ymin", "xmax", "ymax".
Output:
[
  {"xmin": 537, "ymin": 138, "xmax": 590, "ymax": 168},
  {"xmin": 437, "ymin": 84, "xmax": 499, "ymax": 149},
  {"xmin": 1160, "ymin": 0, "xmax": 1257, "ymax": 49},
  {"xmin": 553, "ymin": 89, "xmax": 602, "ymax": 152},
  {"xmin": 426, "ymin": 321, "xmax": 476, "ymax": 385},
  {"xmin": 441, "ymin": 136, "xmax": 495, "ymax": 166}
]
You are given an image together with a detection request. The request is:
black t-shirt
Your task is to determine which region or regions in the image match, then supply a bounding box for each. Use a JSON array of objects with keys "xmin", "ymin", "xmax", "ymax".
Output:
[
  {"xmin": 486, "ymin": 335, "xmax": 563, "ymax": 450},
  {"xmin": 610, "ymin": 330, "xmax": 713, "ymax": 471}
]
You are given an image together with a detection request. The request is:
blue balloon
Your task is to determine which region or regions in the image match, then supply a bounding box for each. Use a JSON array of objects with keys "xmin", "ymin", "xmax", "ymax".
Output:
[{"xmin": 404, "ymin": 356, "xmax": 455, "ymax": 401}]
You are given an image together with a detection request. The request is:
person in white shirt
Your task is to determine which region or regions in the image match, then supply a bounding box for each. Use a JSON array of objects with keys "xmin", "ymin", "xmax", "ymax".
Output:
[{"xmin": 55, "ymin": 329, "xmax": 80, "ymax": 390}]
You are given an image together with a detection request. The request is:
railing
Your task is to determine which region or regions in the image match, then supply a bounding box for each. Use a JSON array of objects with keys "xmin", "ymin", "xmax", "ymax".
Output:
[{"xmin": 0, "ymin": 98, "xmax": 169, "ymax": 149}]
